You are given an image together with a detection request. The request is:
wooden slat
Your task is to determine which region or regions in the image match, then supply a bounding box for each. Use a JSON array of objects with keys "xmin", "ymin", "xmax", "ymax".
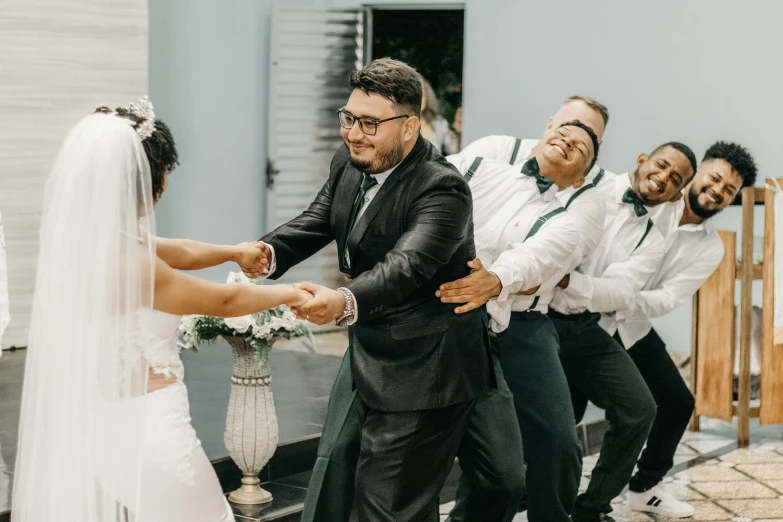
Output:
[
  {"xmin": 730, "ymin": 186, "xmax": 767, "ymax": 206},
  {"xmin": 737, "ymin": 188, "xmax": 755, "ymax": 447},
  {"xmin": 761, "ymin": 178, "xmax": 783, "ymax": 424},
  {"xmin": 735, "ymin": 262, "xmax": 764, "ymax": 280},
  {"xmin": 689, "ymin": 292, "xmax": 701, "ymax": 432},
  {"xmin": 695, "ymin": 230, "xmax": 736, "ymax": 422},
  {"xmin": 732, "ymin": 404, "xmax": 761, "ymax": 418}
]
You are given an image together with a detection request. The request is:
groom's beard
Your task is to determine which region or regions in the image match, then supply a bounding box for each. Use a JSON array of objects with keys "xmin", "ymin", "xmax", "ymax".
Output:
[
  {"xmin": 349, "ymin": 132, "xmax": 405, "ymax": 174},
  {"xmin": 688, "ymin": 185, "xmax": 721, "ymax": 220}
]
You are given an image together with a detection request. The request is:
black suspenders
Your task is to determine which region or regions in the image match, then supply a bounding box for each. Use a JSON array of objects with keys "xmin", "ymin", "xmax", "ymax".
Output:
[
  {"xmin": 509, "ymin": 138, "xmax": 523, "ymax": 165},
  {"xmin": 464, "ymin": 156, "xmax": 483, "ymax": 183}
]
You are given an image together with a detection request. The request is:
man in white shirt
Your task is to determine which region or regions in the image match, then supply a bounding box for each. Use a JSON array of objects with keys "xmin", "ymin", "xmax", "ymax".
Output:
[
  {"xmin": 600, "ymin": 142, "xmax": 757, "ymax": 517},
  {"xmin": 440, "ymin": 96, "xmax": 609, "ymax": 522},
  {"xmin": 548, "ymin": 141, "xmax": 698, "ymax": 522},
  {"xmin": 442, "ymin": 119, "xmax": 596, "ymax": 522}
]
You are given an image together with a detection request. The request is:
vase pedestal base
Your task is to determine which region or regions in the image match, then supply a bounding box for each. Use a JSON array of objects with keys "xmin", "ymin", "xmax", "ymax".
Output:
[{"xmin": 229, "ymin": 475, "xmax": 273, "ymax": 505}]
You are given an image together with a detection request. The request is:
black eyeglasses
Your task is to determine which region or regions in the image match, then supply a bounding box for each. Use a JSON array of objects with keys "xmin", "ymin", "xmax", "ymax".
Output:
[{"xmin": 337, "ymin": 109, "xmax": 409, "ymax": 136}]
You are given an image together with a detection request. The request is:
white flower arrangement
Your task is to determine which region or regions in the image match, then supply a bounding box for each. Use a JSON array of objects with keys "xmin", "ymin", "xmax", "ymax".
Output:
[{"xmin": 178, "ymin": 272, "xmax": 312, "ymax": 366}]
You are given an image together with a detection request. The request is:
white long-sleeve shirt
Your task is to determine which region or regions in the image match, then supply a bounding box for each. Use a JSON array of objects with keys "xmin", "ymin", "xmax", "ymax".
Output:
[
  {"xmin": 613, "ymin": 199, "xmax": 724, "ymax": 348},
  {"xmin": 453, "ymin": 136, "xmax": 606, "ymax": 313},
  {"xmin": 550, "ymin": 170, "xmax": 665, "ymax": 334},
  {"xmin": 446, "ymin": 154, "xmax": 579, "ymax": 332}
]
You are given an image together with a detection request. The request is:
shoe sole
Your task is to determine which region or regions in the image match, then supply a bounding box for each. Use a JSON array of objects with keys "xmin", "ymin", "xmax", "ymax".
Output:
[{"xmin": 629, "ymin": 503, "xmax": 694, "ymax": 518}]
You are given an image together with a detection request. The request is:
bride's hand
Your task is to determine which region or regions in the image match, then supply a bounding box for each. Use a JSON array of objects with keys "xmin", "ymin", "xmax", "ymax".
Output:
[
  {"xmin": 288, "ymin": 285, "xmax": 314, "ymax": 309},
  {"xmin": 236, "ymin": 242, "xmax": 270, "ymax": 277}
]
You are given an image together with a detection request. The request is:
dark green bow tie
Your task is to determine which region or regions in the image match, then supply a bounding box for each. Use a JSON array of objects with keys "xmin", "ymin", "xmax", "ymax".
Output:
[
  {"xmin": 622, "ymin": 188, "xmax": 648, "ymax": 217},
  {"xmin": 521, "ymin": 158, "xmax": 555, "ymax": 194}
]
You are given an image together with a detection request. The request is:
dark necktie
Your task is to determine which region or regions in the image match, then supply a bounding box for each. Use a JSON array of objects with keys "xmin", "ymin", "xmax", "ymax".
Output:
[
  {"xmin": 622, "ymin": 187, "xmax": 648, "ymax": 217},
  {"xmin": 520, "ymin": 157, "xmax": 555, "ymax": 194},
  {"xmin": 347, "ymin": 173, "xmax": 378, "ymax": 235}
]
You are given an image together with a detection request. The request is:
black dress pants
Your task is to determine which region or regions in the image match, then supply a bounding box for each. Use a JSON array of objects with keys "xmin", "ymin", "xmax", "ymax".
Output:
[
  {"xmin": 622, "ymin": 329, "xmax": 695, "ymax": 492},
  {"xmin": 570, "ymin": 328, "xmax": 696, "ymax": 493},
  {"xmin": 355, "ymin": 397, "xmax": 476, "ymax": 522}
]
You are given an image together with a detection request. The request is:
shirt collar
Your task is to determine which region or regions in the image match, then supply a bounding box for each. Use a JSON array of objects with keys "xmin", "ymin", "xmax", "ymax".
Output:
[
  {"xmin": 652, "ymin": 196, "xmax": 710, "ymax": 234},
  {"xmin": 676, "ymin": 199, "xmax": 710, "ymax": 233},
  {"xmin": 515, "ymin": 153, "xmax": 559, "ymax": 201},
  {"xmin": 368, "ymin": 163, "xmax": 399, "ymax": 186},
  {"xmin": 615, "ymin": 173, "xmax": 635, "ymax": 204}
]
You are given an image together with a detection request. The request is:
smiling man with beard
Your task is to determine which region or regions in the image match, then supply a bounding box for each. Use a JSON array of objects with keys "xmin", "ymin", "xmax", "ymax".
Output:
[
  {"xmin": 598, "ymin": 141, "xmax": 757, "ymax": 518},
  {"xmin": 246, "ymin": 58, "xmax": 493, "ymax": 522},
  {"xmin": 548, "ymin": 141, "xmax": 697, "ymax": 522}
]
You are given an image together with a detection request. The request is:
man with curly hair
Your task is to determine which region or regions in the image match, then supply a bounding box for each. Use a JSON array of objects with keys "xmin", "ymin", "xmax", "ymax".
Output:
[{"xmin": 582, "ymin": 141, "xmax": 757, "ymax": 517}]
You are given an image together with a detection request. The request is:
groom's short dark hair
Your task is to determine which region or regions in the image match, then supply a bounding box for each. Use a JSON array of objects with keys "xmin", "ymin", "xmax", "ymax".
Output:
[{"xmin": 348, "ymin": 58, "xmax": 423, "ymax": 117}]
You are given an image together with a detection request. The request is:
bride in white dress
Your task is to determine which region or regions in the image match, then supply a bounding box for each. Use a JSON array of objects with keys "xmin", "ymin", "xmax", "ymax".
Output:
[{"xmin": 12, "ymin": 104, "xmax": 310, "ymax": 522}]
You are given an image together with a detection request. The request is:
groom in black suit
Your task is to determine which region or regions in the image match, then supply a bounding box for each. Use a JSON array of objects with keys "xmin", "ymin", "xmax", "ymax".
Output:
[{"xmin": 253, "ymin": 58, "xmax": 493, "ymax": 521}]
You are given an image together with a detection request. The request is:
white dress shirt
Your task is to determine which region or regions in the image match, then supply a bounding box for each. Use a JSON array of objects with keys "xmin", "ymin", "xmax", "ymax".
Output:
[
  {"xmin": 452, "ymin": 136, "xmax": 607, "ymax": 314},
  {"xmin": 457, "ymin": 135, "xmax": 535, "ymax": 166},
  {"xmin": 446, "ymin": 154, "xmax": 579, "ymax": 332},
  {"xmin": 613, "ymin": 199, "xmax": 724, "ymax": 348},
  {"xmin": 551, "ymin": 171, "xmax": 666, "ymax": 335}
]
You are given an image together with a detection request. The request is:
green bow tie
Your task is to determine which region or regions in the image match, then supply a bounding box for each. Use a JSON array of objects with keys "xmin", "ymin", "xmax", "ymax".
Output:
[
  {"xmin": 521, "ymin": 158, "xmax": 555, "ymax": 194},
  {"xmin": 622, "ymin": 188, "xmax": 648, "ymax": 217}
]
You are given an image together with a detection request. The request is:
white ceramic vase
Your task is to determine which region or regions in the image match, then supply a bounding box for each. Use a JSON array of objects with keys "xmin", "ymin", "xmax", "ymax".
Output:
[{"xmin": 223, "ymin": 336, "xmax": 278, "ymax": 505}]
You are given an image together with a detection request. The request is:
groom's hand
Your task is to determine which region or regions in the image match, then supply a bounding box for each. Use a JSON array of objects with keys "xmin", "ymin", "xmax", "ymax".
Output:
[
  {"xmin": 291, "ymin": 282, "xmax": 345, "ymax": 325},
  {"xmin": 436, "ymin": 258, "xmax": 502, "ymax": 314},
  {"xmin": 237, "ymin": 242, "xmax": 271, "ymax": 278}
]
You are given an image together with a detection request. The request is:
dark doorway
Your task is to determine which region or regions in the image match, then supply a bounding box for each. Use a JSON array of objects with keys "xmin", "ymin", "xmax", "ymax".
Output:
[{"xmin": 368, "ymin": 7, "xmax": 465, "ymax": 153}]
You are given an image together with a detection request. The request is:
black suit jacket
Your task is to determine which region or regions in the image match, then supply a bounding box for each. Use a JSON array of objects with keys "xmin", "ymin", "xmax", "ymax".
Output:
[{"xmin": 262, "ymin": 136, "xmax": 492, "ymax": 411}]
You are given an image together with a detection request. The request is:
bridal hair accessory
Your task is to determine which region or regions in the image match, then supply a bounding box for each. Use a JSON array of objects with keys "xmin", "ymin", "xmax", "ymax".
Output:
[{"xmin": 125, "ymin": 96, "xmax": 156, "ymax": 140}]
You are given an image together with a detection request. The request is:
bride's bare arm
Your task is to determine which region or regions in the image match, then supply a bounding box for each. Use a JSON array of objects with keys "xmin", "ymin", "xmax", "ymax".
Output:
[
  {"xmin": 155, "ymin": 237, "xmax": 269, "ymax": 272},
  {"xmin": 153, "ymin": 257, "xmax": 310, "ymax": 317}
]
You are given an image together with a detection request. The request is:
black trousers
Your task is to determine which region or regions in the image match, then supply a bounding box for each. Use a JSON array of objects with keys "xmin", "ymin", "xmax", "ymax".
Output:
[
  {"xmin": 301, "ymin": 349, "xmax": 523, "ymax": 522},
  {"xmin": 552, "ymin": 311, "xmax": 656, "ymax": 517},
  {"xmin": 623, "ymin": 329, "xmax": 695, "ymax": 491},
  {"xmin": 571, "ymin": 328, "xmax": 695, "ymax": 493},
  {"xmin": 495, "ymin": 312, "xmax": 581, "ymax": 522},
  {"xmin": 355, "ymin": 397, "xmax": 476, "ymax": 522}
]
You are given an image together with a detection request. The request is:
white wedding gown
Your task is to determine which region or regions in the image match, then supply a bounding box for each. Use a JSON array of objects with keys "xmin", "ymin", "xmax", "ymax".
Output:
[
  {"xmin": 131, "ymin": 310, "xmax": 235, "ymax": 521},
  {"xmin": 13, "ymin": 113, "xmax": 236, "ymax": 522}
]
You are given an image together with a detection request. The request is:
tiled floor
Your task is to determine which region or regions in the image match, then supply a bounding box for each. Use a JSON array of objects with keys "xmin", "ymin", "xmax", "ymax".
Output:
[
  {"xmin": 2, "ymin": 340, "xmax": 782, "ymax": 520},
  {"xmin": 438, "ymin": 418, "xmax": 783, "ymax": 522}
]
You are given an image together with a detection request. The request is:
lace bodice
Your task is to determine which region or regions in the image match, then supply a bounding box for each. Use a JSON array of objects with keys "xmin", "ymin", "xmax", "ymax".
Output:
[{"xmin": 144, "ymin": 310, "xmax": 185, "ymax": 381}]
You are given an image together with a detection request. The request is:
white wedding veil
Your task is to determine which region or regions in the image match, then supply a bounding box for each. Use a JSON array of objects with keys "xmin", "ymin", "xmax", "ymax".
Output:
[{"xmin": 12, "ymin": 112, "xmax": 156, "ymax": 521}]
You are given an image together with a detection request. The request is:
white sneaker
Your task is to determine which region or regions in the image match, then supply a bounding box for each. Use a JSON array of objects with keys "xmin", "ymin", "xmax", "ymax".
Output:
[{"xmin": 627, "ymin": 486, "xmax": 695, "ymax": 518}]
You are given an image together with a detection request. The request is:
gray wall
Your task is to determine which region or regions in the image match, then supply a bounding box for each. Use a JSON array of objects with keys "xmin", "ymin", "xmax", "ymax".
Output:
[
  {"xmin": 150, "ymin": 0, "xmax": 779, "ymax": 353},
  {"xmin": 0, "ymin": 0, "xmax": 148, "ymax": 348},
  {"xmin": 150, "ymin": 0, "xmax": 274, "ymax": 282}
]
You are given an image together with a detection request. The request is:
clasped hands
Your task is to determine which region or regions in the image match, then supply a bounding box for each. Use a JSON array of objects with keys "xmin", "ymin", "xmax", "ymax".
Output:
[
  {"xmin": 235, "ymin": 241, "xmax": 271, "ymax": 277},
  {"xmin": 236, "ymin": 242, "xmax": 345, "ymax": 325}
]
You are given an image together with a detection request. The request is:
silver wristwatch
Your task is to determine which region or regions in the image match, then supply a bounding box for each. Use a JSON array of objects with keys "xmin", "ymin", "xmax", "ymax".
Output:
[{"xmin": 335, "ymin": 287, "xmax": 355, "ymax": 327}]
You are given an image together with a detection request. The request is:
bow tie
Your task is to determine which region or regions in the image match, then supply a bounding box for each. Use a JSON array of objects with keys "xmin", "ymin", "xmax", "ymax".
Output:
[
  {"xmin": 521, "ymin": 158, "xmax": 555, "ymax": 194},
  {"xmin": 622, "ymin": 188, "xmax": 648, "ymax": 217}
]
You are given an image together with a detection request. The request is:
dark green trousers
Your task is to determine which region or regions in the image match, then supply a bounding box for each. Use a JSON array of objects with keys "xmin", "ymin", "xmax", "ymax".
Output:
[
  {"xmin": 493, "ymin": 312, "xmax": 582, "ymax": 522},
  {"xmin": 301, "ymin": 349, "xmax": 361, "ymax": 521},
  {"xmin": 549, "ymin": 311, "xmax": 657, "ymax": 518},
  {"xmin": 302, "ymin": 348, "xmax": 525, "ymax": 522}
]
